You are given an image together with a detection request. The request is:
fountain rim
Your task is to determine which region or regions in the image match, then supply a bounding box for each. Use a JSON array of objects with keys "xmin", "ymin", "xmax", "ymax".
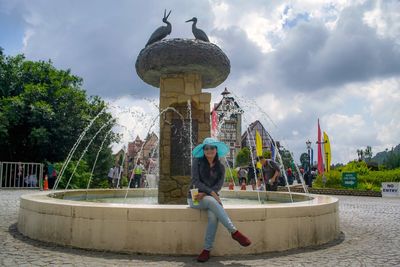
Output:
[
  {"xmin": 18, "ymin": 189, "xmax": 340, "ymax": 256},
  {"xmin": 20, "ymin": 189, "xmax": 338, "ymax": 209}
]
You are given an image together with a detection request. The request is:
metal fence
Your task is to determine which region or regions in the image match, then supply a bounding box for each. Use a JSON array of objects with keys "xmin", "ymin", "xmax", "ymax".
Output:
[{"xmin": 0, "ymin": 162, "xmax": 44, "ymax": 189}]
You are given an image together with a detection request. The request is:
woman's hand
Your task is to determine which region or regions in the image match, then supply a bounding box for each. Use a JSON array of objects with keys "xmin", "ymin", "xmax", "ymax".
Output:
[
  {"xmin": 211, "ymin": 191, "xmax": 223, "ymax": 206},
  {"xmin": 195, "ymin": 192, "xmax": 206, "ymax": 201}
]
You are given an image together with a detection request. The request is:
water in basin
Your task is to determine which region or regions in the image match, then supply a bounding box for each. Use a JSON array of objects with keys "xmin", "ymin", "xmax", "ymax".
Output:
[{"xmin": 80, "ymin": 196, "xmax": 290, "ymax": 205}]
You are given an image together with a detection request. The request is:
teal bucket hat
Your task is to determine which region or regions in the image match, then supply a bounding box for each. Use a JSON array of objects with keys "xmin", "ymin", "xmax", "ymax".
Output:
[{"xmin": 192, "ymin": 137, "xmax": 229, "ymax": 158}]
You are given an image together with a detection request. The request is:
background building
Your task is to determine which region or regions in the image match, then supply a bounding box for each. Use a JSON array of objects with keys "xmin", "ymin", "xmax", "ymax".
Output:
[
  {"xmin": 241, "ymin": 120, "xmax": 275, "ymax": 159},
  {"xmin": 141, "ymin": 132, "xmax": 159, "ymax": 162},
  {"xmin": 213, "ymin": 88, "xmax": 243, "ymax": 166},
  {"xmin": 127, "ymin": 135, "xmax": 143, "ymax": 162},
  {"xmin": 127, "ymin": 133, "xmax": 158, "ymax": 161},
  {"xmin": 114, "ymin": 133, "xmax": 159, "ymax": 178}
]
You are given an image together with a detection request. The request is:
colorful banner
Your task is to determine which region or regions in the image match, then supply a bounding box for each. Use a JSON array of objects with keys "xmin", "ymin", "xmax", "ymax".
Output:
[
  {"xmin": 317, "ymin": 119, "xmax": 324, "ymax": 174},
  {"xmin": 255, "ymin": 130, "xmax": 262, "ymax": 157},
  {"xmin": 256, "ymin": 162, "xmax": 262, "ymax": 169},
  {"xmin": 323, "ymin": 131, "xmax": 331, "ymax": 172},
  {"xmin": 211, "ymin": 109, "xmax": 217, "ymax": 137}
]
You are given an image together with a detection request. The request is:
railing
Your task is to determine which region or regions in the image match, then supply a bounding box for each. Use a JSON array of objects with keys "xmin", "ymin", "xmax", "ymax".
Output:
[{"xmin": 0, "ymin": 162, "xmax": 44, "ymax": 189}]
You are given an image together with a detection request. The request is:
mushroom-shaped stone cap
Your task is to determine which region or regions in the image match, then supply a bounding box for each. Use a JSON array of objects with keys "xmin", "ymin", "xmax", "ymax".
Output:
[{"xmin": 136, "ymin": 38, "xmax": 230, "ymax": 88}]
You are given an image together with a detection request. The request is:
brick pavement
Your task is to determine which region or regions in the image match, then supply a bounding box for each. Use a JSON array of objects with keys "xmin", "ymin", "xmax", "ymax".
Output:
[{"xmin": 1, "ymin": 190, "xmax": 399, "ymax": 266}]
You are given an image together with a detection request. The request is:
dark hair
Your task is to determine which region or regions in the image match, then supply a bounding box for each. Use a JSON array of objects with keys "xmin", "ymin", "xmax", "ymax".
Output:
[{"xmin": 199, "ymin": 154, "xmax": 223, "ymax": 179}]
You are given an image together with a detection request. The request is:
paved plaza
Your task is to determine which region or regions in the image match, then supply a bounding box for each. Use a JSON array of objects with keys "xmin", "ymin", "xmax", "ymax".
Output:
[{"xmin": 0, "ymin": 190, "xmax": 399, "ymax": 266}]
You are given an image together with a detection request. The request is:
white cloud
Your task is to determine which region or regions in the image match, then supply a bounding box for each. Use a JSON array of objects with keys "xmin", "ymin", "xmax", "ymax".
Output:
[
  {"xmin": 317, "ymin": 77, "xmax": 400, "ymax": 162},
  {"xmin": 3, "ymin": 0, "xmax": 400, "ymax": 165},
  {"xmin": 255, "ymin": 93, "xmax": 303, "ymax": 121},
  {"xmin": 363, "ymin": 0, "xmax": 400, "ymax": 42},
  {"xmin": 22, "ymin": 28, "xmax": 34, "ymax": 49},
  {"xmin": 209, "ymin": 1, "xmax": 285, "ymax": 53},
  {"xmin": 321, "ymin": 113, "xmax": 372, "ymax": 163},
  {"xmin": 348, "ymin": 78, "xmax": 400, "ymax": 146},
  {"xmin": 238, "ymin": 12, "xmax": 277, "ymax": 53},
  {"xmin": 210, "ymin": 1, "xmax": 230, "ymax": 30}
]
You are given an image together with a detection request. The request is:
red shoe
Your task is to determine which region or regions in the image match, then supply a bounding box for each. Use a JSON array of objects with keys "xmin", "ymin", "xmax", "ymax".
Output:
[
  {"xmin": 197, "ymin": 249, "xmax": 210, "ymax": 262},
  {"xmin": 232, "ymin": 230, "xmax": 251, "ymax": 247}
]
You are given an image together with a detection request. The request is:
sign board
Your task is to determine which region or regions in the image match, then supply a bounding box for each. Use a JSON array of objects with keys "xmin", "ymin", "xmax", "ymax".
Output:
[
  {"xmin": 381, "ymin": 182, "xmax": 400, "ymax": 198},
  {"xmin": 342, "ymin": 172, "xmax": 358, "ymax": 188}
]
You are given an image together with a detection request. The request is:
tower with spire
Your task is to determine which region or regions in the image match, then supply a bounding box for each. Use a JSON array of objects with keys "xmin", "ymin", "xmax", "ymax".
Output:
[{"xmin": 212, "ymin": 88, "xmax": 243, "ymax": 166}]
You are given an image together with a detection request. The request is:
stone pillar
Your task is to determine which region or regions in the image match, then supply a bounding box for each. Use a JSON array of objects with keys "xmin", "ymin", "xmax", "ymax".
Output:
[
  {"xmin": 135, "ymin": 38, "xmax": 230, "ymax": 204},
  {"xmin": 158, "ymin": 73, "xmax": 211, "ymax": 204}
]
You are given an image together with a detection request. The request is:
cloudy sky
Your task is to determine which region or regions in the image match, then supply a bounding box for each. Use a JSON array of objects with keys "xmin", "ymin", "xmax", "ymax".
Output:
[{"xmin": 1, "ymin": 0, "xmax": 399, "ymax": 164}]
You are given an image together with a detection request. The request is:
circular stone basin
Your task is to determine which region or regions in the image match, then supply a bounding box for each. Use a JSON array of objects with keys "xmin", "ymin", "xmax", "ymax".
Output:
[
  {"xmin": 18, "ymin": 189, "xmax": 340, "ymax": 256},
  {"xmin": 135, "ymin": 38, "xmax": 230, "ymax": 88}
]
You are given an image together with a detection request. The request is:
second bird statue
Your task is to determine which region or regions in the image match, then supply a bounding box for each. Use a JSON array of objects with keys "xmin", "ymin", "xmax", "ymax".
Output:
[{"xmin": 186, "ymin": 17, "xmax": 210, "ymax": 42}]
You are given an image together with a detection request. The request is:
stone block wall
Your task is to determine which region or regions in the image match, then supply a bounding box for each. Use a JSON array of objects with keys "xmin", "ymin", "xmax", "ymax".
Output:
[{"xmin": 158, "ymin": 73, "xmax": 211, "ymax": 204}]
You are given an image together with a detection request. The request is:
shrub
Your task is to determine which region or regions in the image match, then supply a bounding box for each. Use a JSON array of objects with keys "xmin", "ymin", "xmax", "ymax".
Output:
[
  {"xmin": 357, "ymin": 181, "xmax": 379, "ymax": 191},
  {"xmin": 120, "ymin": 175, "xmax": 129, "ymax": 187},
  {"xmin": 342, "ymin": 161, "xmax": 370, "ymax": 175},
  {"xmin": 360, "ymin": 169, "xmax": 400, "ymax": 186},
  {"xmin": 314, "ymin": 170, "xmax": 342, "ymax": 189},
  {"xmin": 54, "ymin": 160, "xmax": 91, "ymax": 189},
  {"xmin": 236, "ymin": 147, "xmax": 251, "ymax": 167},
  {"xmin": 314, "ymin": 166, "xmax": 400, "ymax": 192},
  {"xmin": 262, "ymin": 150, "xmax": 271, "ymax": 159}
]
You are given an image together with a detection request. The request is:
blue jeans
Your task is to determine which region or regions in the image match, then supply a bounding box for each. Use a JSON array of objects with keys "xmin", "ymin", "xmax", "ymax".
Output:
[{"xmin": 187, "ymin": 196, "xmax": 237, "ymax": 250}]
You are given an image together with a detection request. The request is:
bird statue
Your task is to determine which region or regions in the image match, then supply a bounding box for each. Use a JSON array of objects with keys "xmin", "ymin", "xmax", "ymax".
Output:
[
  {"xmin": 145, "ymin": 9, "xmax": 172, "ymax": 47},
  {"xmin": 185, "ymin": 17, "xmax": 210, "ymax": 42}
]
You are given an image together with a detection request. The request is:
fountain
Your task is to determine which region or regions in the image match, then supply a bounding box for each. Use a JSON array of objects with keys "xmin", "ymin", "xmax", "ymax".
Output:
[{"xmin": 17, "ymin": 16, "xmax": 340, "ymax": 256}]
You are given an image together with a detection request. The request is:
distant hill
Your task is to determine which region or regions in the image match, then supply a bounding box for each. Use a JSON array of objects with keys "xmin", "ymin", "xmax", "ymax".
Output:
[{"xmin": 372, "ymin": 144, "xmax": 400, "ymax": 164}]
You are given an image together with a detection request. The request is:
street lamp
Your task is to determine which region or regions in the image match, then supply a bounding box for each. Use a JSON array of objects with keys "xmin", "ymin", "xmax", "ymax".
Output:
[
  {"xmin": 306, "ymin": 140, "xmax": 312, "ymax": 172},
  {"xmin": 306, "ymin": 140, "xmax": 312, "ymax": 150},
  {"xmin": 305, "ymin": 140, "xmax": 313, "ymax": 187}
]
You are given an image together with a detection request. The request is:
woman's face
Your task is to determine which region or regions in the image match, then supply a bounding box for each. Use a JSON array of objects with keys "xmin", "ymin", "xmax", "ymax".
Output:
[{"xmin": 203, "ymin": 145, "xmax": 217, "ymax": 159}]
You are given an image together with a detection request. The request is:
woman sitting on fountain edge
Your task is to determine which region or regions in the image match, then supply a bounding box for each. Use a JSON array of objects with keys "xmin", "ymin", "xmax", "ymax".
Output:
[{"xmin": 188, "ymin": 137, "xmax": 251, "ymax": 262}]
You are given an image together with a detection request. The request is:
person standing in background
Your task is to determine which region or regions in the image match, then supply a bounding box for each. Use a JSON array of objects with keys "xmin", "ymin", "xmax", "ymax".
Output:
[
  {"xmin": 247, "ymin": 164, "xmax": 256, "ymax": 190},
  {"xmin": 237, "ymin": 167, "xmax": 248, "ymax": 186},
  {"xmin": 260, "ymin": 156, "xmax": 280, "ymax": 191},
  {"xmin": 286, "ymin": 167, "xmax": 293, "ymax": 185},
  {"xmin": 47, "ymin": 164, "xmax": 57, "ymax": 189},
  {"xmin": 107, "ymin": 166, "xmax": 115, "ymax": 188},
  {"xmin": 132, "ymin": 160, "xmax": 144, "ymax": 188},
  {"xmin": 112, "ymin": 165, "xmax": 122, "ymax": 188}
]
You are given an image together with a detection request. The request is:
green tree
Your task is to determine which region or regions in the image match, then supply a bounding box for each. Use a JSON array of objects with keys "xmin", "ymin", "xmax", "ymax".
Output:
[
  {"xmin": 54, "ymin": 160, "xmax": 91, "ymax": 189},
  {"xmin": 236, "ymin": 147, "xmax": 250, "ymax": 167},
  {"xmin": 383, "ymin": 148, "xmax": 400, "ymax": 170},
  {"xmin": 278, "ymin": 147, "xmax": 293, "ymax": 169},
  {"xmin": 262, "ymin": 150, "xmax": 271, "ymax": 159},
  {"xmin": 357, "ymin": 149, "xmax": 364, "ymax": 161},
  {"xmin": 364, "ymin": 146, "xmax": 373, "ymax": 161},
  {"xmin": 300, "ymin": 153, "xmax": 310, "ymax": 169},
  {"xmin": 0, "ymin": 50, "xmax": 118, "ymax": 187}
]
